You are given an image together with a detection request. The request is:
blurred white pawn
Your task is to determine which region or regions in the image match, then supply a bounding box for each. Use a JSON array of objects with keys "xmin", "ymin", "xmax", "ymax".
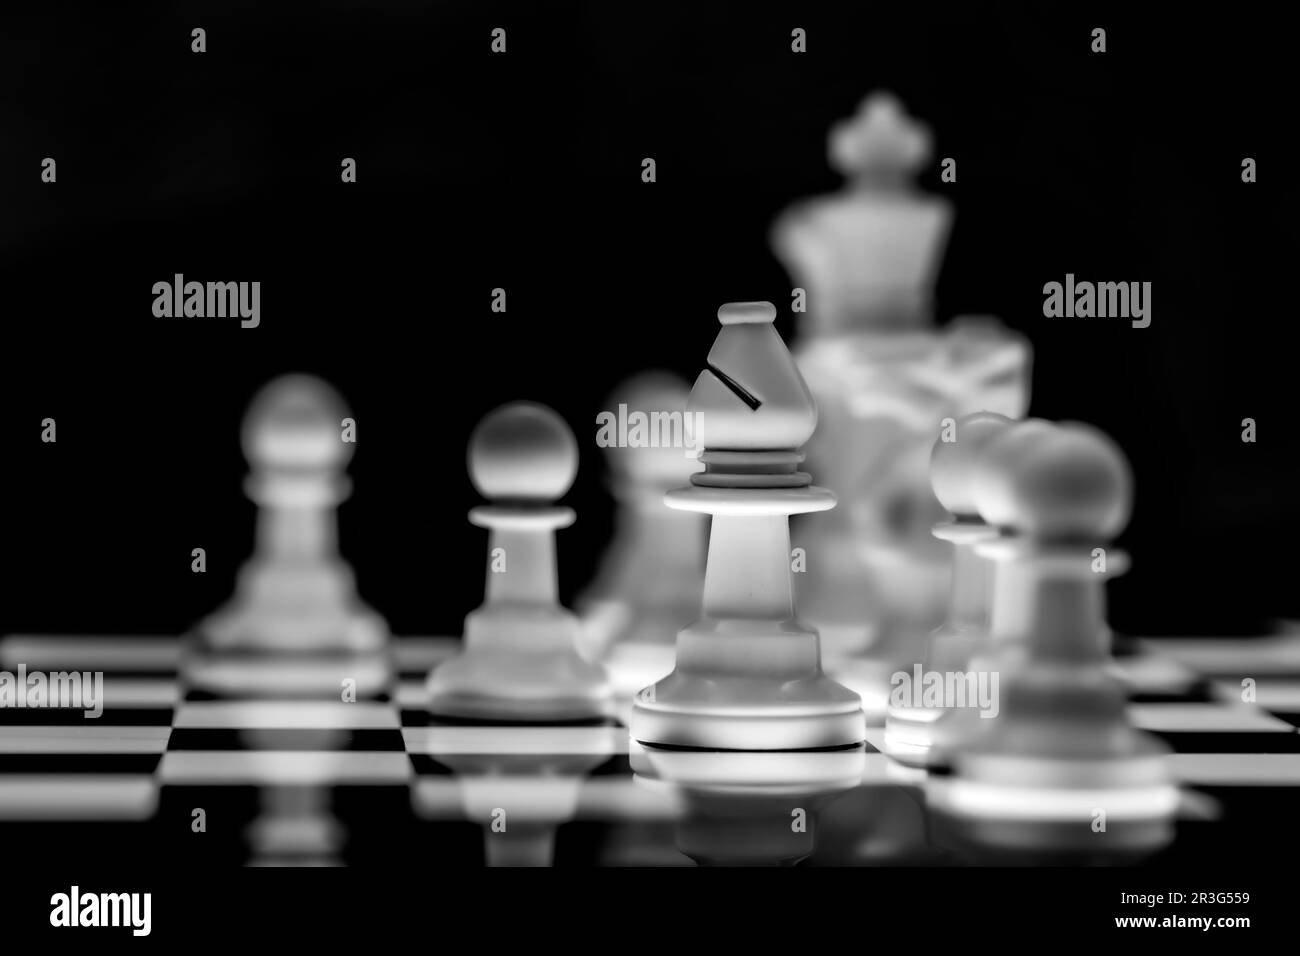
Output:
[
  {"xmin": 183, "ymin": 374, "xmax": 391, "ymax": 699},
  {"xmin": 427, "ymin": 402, "xmax": 610, "ymax": 721},
  {"xmin": 577, "ymin": 372, "xmax": 705, "ymax": 704},
  {"xmin": 884, "ymin": 412, "xmax": 1011, "ymax": 766},
  {"xmin": 929, "ymin": 422, "xmax": 1177, "ymax": 834},
  {"xmin": 926, "ymin": 419, "xmax": 1057, "ymax": 755}
]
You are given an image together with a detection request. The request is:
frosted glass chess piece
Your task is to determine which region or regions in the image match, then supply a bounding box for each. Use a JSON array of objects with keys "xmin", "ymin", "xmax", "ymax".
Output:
[
  {"xmin": 770, "ymin": 92, "xmax": 1031, "ymax": 716},
  {"xmin": 825, "ymin": 326, "xmax": 1030, "ymax": 722},
  {"xmin": 427, "ymin": 402, "xmax": 611, "ymax": 721},
  {"xmin": 928, "ymin": 422, "xmax": 1178, "ymax": 843},
  {"xmin": 926, "ymin": 418, "xmax": 1056, "ymax": 759},
  {"xmin": 629, "ymin": 301, "xmax": 864, "ymax": 750},
  {"xmin": 772, "ymin": 91, "xmax": 952, "ymax": 332},
  {"xmin": 884, "ymin": 412, "xmax": 1012, "ymax": 766},
  {"xmin": 183, "ymin": 374, "xmax": 391, "ymax": 700},
  {"xmin": 577, "ymin": 372, "xmax": 705, "ymax": 700}
]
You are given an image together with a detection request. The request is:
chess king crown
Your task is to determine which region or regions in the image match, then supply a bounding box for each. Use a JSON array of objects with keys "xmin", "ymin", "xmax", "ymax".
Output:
[{"xmin": 771, "ymin": 92, "xmax": 953, "ymax": 333}]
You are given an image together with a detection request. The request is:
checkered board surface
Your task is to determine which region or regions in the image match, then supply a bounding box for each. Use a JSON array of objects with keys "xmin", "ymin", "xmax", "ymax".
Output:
[{"xmin": 2, "ymin": 632, "xmax": 1299, "ymax": 865}]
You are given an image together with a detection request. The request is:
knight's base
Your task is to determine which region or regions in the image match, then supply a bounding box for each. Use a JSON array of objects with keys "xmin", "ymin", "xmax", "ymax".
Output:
[{"xmin": 630, "ymin": 676, "xmax": 865, "ymax": 750}]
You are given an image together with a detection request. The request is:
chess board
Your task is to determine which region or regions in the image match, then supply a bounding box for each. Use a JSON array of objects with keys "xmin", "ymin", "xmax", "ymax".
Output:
[{"xmin": 3, "ymin": 631, "xmax": 1298, "ymax": 867}]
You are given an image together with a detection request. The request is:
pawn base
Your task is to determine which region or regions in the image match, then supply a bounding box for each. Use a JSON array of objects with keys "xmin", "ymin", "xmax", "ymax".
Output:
[
  {"xmin": 930, "ymin": 748, "xmax": 1178, "ymax": 826},
  {"xmin": 197, "ymin": 595, "xmax": 390, "ymax": 655},
  {"xmin": 428, "ymin": 604, "xmax": 612, "ymax": 721},
  {"xmin": 427, "ymin": 650, "xmax": 611, "ymax": 722},
  {"xmin": 182, "ymin": 647, "xmax": 394, "ymax": 700},
  {"xmin": 183, "ymin": 599, "xmax": 393, "ymax": 700}
]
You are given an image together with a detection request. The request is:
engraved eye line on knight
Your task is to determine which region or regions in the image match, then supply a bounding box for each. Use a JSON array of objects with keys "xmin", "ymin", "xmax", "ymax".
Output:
[
  {"xmin": 889, "ymin": 664, "xmax": 1000, "ymax": 718},
  {"xmin": 0, "ymin": 665, "xmax": 103, "ymax": 718},
  {"xmin": 151, "ymin": 274, "xmax": 260, "ymax": 328},
  {"xmin": 593, "ymin": 404, "xmax": 704, "ymax": 452},
  {"xmin": 49, "ymin": 886, "xmax": 151, "ymax": 936},
  {"xmin": 1042, "ymin": 274, "xmax": 1151, "ymax": 328}
]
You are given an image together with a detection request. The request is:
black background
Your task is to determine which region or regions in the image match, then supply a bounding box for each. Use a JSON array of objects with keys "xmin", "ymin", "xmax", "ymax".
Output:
[{"xmin": 1, "ymin": 2, "xmax": 1294, "ymax": 639}]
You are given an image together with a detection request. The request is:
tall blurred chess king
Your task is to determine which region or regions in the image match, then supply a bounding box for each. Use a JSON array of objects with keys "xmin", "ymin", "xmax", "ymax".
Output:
[{"xmin": 771, "ymin": 92, "xmax": 1032, "ymax": 717}]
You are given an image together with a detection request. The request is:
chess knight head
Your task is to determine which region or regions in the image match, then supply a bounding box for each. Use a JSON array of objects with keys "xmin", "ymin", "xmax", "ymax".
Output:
[{"xmin": 686, "ymin": 301, "xmax": 819, "ymax": 488}]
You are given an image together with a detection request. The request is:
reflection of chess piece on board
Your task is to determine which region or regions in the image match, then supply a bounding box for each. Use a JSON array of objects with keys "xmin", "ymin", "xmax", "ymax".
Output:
[
  {"xmin": 807, "ymin": 783, "xmax": 944, "ymax": 866},
  {"xmin": 932, "ymin": 807, "xmax": 1172, "ymax": 866},
  {"xmin": 884, "ymin": 412, "xmax": 1011, "ymax": 767},
  {"xmin": 418, "ymin": 727, "xmax": 618, "ymax": 867},
  {"xmin": 772, "ymin": 92, "xmax": 951, "ymax": 332},
  {"xmin": 771, "ymin": 93, "xmax": 1031, "ymax": 716},
  {"xmin": 577, "ymin": 372, "xmax": 705, "ymax": 699},
  {"xmin": 630, "ymin": 745, "xmax": 865, "ymax": 866},
  {"xmin": 183, "ymin": 374, "xmax": 392, "ymax": 700},
  {"xmin": 630, "ymin": 302, "xmax": 863, "ymax": 750},
  {"xmin": 427, "ymin": 402, "xmax": 611, "ymax": 721},
  {"xmin": 245, "ymin": 781, "xmax": 345, "ymax": 867},
  {"xmin": 928, "ymin": 422, "xmax": 1177, "ymax": 848}
]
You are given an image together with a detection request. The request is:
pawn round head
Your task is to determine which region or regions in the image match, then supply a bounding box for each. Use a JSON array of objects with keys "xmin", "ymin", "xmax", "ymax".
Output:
[
  {"xmin": 929, "ymin": 412, "xmax": 1013, "ymax": 519},
  {"xmin": 241, "ymin": 374, "xmax": 352, "ymax": 473},
  {"xmin": 468, "ymin": 401, "xmax": 578, "ymax": 503},
  {"xmin": 973, "ymin": 420, "xmax": 1133, "ymax": 540}
]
